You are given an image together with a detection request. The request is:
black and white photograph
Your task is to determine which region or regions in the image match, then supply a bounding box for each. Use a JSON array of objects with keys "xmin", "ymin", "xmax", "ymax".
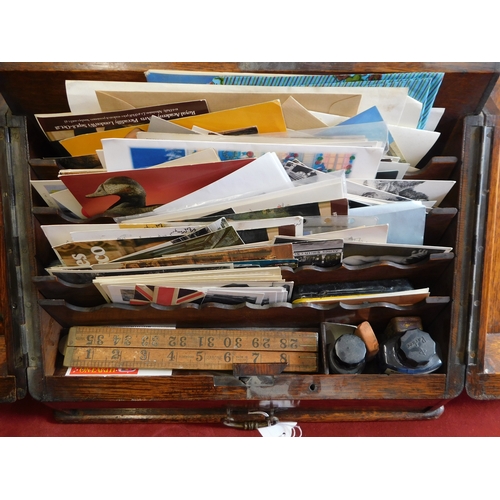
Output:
[{"xmin": 349, "ymin": 179, "xmax": 456, "ymax": 207}]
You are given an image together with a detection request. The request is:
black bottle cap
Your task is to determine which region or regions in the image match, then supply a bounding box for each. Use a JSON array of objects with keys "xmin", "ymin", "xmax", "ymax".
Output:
[
  {"xmin": 334, "ymin": 334, "xmax": 367, "ymax": 368},
  {"xmin": 397, "ymin": 328, "xmax": 437, "ymax": 367}
]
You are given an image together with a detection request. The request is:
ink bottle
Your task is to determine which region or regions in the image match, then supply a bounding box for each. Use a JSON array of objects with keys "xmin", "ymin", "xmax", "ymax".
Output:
[
  {"xmin": 379, "ymin": 328, "xmax": 442, "ymax": 374},
  {"xmin": 384, "ymin": 316, "xmax": 423, "ymax": 337},
  {"xmin": 328, "ymin": 333, "xmax": 367, "ymax": 374}
]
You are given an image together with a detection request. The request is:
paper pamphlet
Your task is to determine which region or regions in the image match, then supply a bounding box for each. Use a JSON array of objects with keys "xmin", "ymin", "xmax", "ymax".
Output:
[
  {"xmin": 35, "ymin": 99, "xmax": 209, "ymax": 141},
  {"xmin": 168, "ymin": 100, "xmax": 288, "ymax": 135},
  {"xmin": 102, "ymin": 133, "xmax": 384, "ymax": 179}
]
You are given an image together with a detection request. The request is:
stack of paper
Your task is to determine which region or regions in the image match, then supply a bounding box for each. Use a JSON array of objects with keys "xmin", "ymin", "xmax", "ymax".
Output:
[{"xmin": 33, "ymin": 68, "xmax": 454, "ymax": 308}]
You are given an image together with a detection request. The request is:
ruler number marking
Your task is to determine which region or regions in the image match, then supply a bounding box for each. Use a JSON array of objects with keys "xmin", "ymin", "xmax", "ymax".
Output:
[
  {"xmin": 65, "ymin": 346, "xmax": 316, "ymax": 371},
  {"xmin": 85, "ymin": 334, "xmax": 104, "ymax": 346},
  {"xmin": 141, "ymin": 336, "xmax": 158, "ymax": 347}
]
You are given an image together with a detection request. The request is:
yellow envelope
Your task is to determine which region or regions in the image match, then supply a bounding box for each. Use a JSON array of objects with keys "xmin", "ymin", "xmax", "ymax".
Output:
[
  {"xmin": 95, "ymin": 88, "xmax": 363, "ymax": 117},
  {"xmin": 170, "ymin": 100, "xmax": 287, "ymax": 134},
  {"xmin": 59, "ymin": 124, "xmax": 149, "ymax": 156}
]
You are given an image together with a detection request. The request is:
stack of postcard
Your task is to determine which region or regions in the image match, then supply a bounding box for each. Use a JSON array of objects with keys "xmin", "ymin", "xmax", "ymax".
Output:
[{"xmin": 34, "ymin": 69, "xmax": 454, "ymax": 307}]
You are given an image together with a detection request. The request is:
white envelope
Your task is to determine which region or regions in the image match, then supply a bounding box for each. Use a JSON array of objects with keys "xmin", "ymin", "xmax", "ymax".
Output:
[
  {"xmin": 69, "ymin": 225, "xmax": 204, "ymax": 243},
  {"xmin": 30, "ymin": 180, "xmax": 66, "ymax": 209},
  {"xmin": 124, "ymin": 171, "xmax": 347, "ymax": 224},
  {"xmin": 42, "ymin": 223, "xmax": 123, "ymax": 247},
  {"xmin": 50, "ymin": 189, "xmax": 86, "ymax": 219},
  {"xmin": 388, "ymin": 124, "xmax": 440, "ymax": 167},
  {"xmin": 376, "ymin": 161, "xmax": 410, "ymax": 179},
  {"xmin": 275, "ymin": 224, "xmax": 389, "ymax": 244},
  {"xmin": 96, "ymin": 149, "xmax": 106, "ymax": 167},
  {"xmin": 397, "ymin": 96, "xmax": 423, "ymax": 129},
  {"xmin": 126, "ymin": 152, "xmax": 292, "ymax": 219},
  {"xmin": 424, "ymin": 108, "xmax": 445, "ymax": 132}
]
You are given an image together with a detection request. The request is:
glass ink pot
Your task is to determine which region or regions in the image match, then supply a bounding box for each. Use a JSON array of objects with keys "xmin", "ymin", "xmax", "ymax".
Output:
[
  {"xmin": 328, "ymin": 333, "xmax": 367, "ymax": 374},
  {"xmin": 379, "ymin": 328, "xmax": 442, "ymax": 375}
]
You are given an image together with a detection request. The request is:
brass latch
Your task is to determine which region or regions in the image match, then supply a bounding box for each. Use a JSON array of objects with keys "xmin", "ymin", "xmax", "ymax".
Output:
[{"xmin": 223, "ymin": 409, "xmax": 279, "ymax": 430}]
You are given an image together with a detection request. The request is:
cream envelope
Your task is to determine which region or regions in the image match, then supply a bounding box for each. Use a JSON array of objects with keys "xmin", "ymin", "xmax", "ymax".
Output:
[
  {"xmin": 281, "ymin": 96, "xmax": 329, "ymax": 130},
  {"xmin": 309, "ymin": 111, "xmax": 348, "ymax": 127},
  {"xmin": 93, "ymin": 85, "xmax": 410, "ymax": 126},
  {"xmin": 95, "ymin": 88, "xmax": 365, "ymax": 118},
  {"xmin": 65, "ymin": 79, "xmax": 365, "ymax": 117},
  {"xmin": 311, "ymin": 96, "xmax": 422, "ymax": 130}
]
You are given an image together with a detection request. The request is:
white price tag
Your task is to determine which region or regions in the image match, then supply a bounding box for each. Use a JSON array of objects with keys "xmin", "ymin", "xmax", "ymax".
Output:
[{"xmin": 258, "ymin": 422, "xmax": 302, "ymax": 437}]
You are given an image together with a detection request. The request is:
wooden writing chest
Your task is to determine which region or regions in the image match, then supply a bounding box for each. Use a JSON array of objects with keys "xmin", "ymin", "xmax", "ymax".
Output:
[{"xmin": 0, "ymin": 62, "xmax": 499, "ymax": 425}]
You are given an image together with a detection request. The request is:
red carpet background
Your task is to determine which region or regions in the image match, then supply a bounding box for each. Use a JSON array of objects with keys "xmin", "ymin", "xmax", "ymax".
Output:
[{"xmin": 1, "ymin": 388, "xmax": 500, "ymax": 436}]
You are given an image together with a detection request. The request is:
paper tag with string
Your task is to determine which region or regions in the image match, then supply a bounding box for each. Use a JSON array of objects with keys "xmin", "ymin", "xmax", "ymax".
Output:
[{"xmin": 258, "ymin": 421, "xmax": 302, "ymax": 437}]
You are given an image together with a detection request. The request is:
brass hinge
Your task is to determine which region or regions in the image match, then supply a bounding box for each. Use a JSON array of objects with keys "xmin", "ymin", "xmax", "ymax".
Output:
[{"xmin": 467, "ymin": 124, "xmax": 494, "ymax": 367}]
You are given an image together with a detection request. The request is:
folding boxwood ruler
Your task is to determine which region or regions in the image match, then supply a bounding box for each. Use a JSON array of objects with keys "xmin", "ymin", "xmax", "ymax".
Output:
[{"xmin": 62, "ymin": 326, "xmax": 318, "ymax": 372}]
